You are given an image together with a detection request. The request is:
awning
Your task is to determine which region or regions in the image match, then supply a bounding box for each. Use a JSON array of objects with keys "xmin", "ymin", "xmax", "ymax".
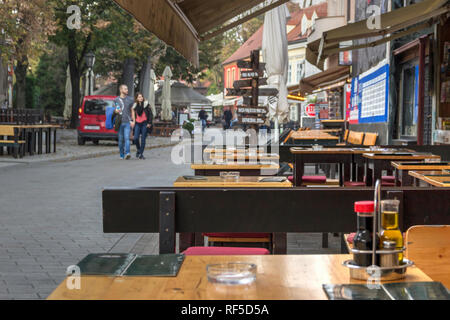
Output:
[
  {"xmin": 113, "ymin": 0, "xmax": 289, "ymax": 67},
  {"xmin": 288, "ymin": 65, "xmax": 350, "ymax": 96},
  {"xmin": 306, "ymin": 0, "xmax": 450, "ymax": 69}
]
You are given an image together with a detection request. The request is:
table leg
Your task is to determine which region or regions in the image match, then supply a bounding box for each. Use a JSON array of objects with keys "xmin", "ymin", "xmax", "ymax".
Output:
[
  {"xmin": 357, "ymin": 164, "xmax": 365, "ymax": 182},
  {"xmin": 46, "ymin": 128, "xmax": 50, "ymax": 153},
  {"xmin": 338, "ymin": 163, "xmax": 343, "ymax": 186},
  {"xmin": 373, "ymin": 160, "xmax": 382, "ymax": 185},
  {"xmin": 53, "ymin": 128, "xmax": 57, "ymax": 153},
  {"xmin": 0, "ymin": 136, "xmax": 3, "ymax": 156},
  {"xmin": 365, "ymin": 159, "xmax": 372, "ymax": 186},
  {"xmin": 294, "ymin": 155, "xmax": 304, "ymax": 187},
  {"xmin": 38, "ymin": 128, "xmax": 43, "ymax": 154},
  {"xmin": 30, "ymin": 130, "xmax": 35, "ymax": 156},
  {"xmin": 400, "ymin": 170, "xmax": 413, "ymax": 186},
  {"xmin": 322, "ymin": 233, "xmax": 328, "ymax": 248},
  {"xmin": 340, "ymin": 233, "xmax": 348, "ymax": 254},
  {"xmin": 272, "ymin": 233, "xmax": 287, "ymax": 254},
  {"xmin": 344, "ymin": 163, "xmax": 351, "ymax": 182}
]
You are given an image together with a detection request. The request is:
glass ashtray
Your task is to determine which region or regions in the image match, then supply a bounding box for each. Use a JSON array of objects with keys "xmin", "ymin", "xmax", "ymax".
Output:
[
  {"xmin": 312, "ymin": 144, "xmax": 323, "ymax": 151},
  {"xmin": 206, "ymin": 263, "xmax": 256, "ymax": 285},
  {"xmin": 220, "ymin": 171, "xmax": 240, "ymax": 181}
]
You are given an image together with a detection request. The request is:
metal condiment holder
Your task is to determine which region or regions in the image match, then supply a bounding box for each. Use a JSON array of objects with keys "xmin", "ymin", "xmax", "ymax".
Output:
[{"xmin": 342, "ymin": 179, "xmax": 414, "ymax": 281}]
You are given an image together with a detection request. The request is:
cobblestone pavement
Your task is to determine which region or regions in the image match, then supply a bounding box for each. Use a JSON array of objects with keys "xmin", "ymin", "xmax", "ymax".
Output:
[{"xmin": 0, "ymin": 139, "xmax": 340, "ymax": 300}]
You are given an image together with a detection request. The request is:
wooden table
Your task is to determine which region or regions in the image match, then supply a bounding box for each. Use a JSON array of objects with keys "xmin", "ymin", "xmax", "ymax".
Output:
[
  {"xmin": 209, "ymin": 153, "xmax": 280, "ymax": 162},
  {"xmin": 175, "ymin": 176, "xmax": 291, "ymax": 254},
  {"xmin": 204, "ymin": 147, "xmax": 266, "ymax": 154},
  {"xmin": 391, "ymin": 162, "xmax": 450, "ymax": 186},
  {"xmin": 362, "ymin": 153, "xmax": 441, "ymax": 186},
  {"xmin": 289, "ymin": 131, "xmax": 339, "ymax": 146},
  {"xmin": 174, "ymin": 176, "xmax": 292, "ymax": 188},
  {"xmin": 191, "ymin": 163, "xmax": 280, "ymax": 176},
  {"xmin": 409, "ymin": 171, "xmax": 450, "ymax": 188},
  {"xmin": 0, "ymin": 124, "xmax": 59, "ymax": 157},
  {"xmin": 290, "ymin": 147, "xmax": 354, "ymax": 187},
  {"xmin": 47, "ymin": 254, "xmax": 432, "ymax": 300}
]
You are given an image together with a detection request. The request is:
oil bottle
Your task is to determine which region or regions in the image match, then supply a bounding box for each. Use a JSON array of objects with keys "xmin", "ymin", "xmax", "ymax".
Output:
[
  {"xmin": 353, "ymin": 201, "xmax": 379, "ymax": 266},
  {"xmin": 380, "ymin": 200, "xmax": 403, "ymax": 262}
]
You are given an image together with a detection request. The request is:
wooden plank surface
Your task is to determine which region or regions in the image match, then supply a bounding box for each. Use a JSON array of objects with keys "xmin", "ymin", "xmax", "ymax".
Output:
[
  {"xmin": 174, "ymin": 176, "xmax": 292, "ymax": 188},
  {"xmin": 209, "ymin": 153, "xmax": 280, "ymax": 161},
  {"xmin": 191, "ymin": 163, "xmax": 280, "ymax": 170},
  {"xmin": 290, "ymin": 147, "xmax": 354, "ymax": 154},
  {"xmin": 363, "ymin": 153, "xmax": 441, "ymax": 160},
  {"xmin": 408, "ymin": 170, "xmax": 449, "ymax": 179},
  {"xmin": 391, "ymin": 161, "xmax": 450, "ymax": 170},
  {"xmin": 204, "ymin": 148, "xmax": 266, "ymax": 154},
  {"xmin": 47, "ymin": 254, "xmax": 432, "ymax": 300}
]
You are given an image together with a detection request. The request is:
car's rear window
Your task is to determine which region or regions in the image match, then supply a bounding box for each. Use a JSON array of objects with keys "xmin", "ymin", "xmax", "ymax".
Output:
[{"xmin": 84, "ymin": 99, "xmax": 114, "ymax": 115}]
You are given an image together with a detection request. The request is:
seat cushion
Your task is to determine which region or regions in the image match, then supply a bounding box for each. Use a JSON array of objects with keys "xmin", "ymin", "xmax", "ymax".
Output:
[
  {"xmin": 302, "ymin": 175, "xmax": 327, "ymax": 183},
  {"xmin": 347, "ymin": 232, "xmax": 356, "ymax": 244},
  {"xmin": 183, "ymin": 247, "xmax": 270, "ymax": 256},
  {"xmin": 344, "ymin": 181, "xmax": 366, "ymax": 187},
  {"xmin": 287, "ymin": 175, "xmax": 294, "ymax": 182},
  {"xmin": 382, "ymin": 175, "xmax": 395, "ymax": 182},
  {"xmin": 203, "ymin": 233, "xmax": 270, "ymax": 238}
]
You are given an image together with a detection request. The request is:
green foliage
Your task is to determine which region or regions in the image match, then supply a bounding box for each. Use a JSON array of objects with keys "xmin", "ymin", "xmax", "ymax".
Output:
[
  {"xmin": 182, "ymin": 120, "xmax": 194, "ymax": 133},
  {"xmin": 25, "ymin": 75, "xmax": 40, "ymax": 110},
  {"xmin": 34, "ymin": 45, "xmax": 68, "ymax": 116}
]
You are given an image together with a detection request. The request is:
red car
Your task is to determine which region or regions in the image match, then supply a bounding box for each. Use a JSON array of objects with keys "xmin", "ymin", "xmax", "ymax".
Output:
[{"xmin": 77, "ymin": 95, "xmax": 118, "ymax": 145}]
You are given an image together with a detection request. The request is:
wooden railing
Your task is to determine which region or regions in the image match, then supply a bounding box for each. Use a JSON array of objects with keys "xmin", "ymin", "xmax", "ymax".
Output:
[{"xmin": 0, "ymin": 108, "xmax": 44, "ymax": 125}]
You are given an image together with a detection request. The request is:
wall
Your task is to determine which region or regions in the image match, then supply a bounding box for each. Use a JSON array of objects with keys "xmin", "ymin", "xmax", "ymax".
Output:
[{"xmin": 223, "ymin": 63, "xmax": 239, "ymax": 91}]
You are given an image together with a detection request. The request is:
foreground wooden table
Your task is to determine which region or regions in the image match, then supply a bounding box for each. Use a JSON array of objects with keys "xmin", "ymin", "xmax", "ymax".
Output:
[{"xmin": 47, "ymin": 254, "xmax": 432, "ymax": 300}]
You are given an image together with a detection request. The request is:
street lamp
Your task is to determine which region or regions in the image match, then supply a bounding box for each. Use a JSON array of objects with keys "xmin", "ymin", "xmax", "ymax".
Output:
[{"xmin": 85, "ymin": 51, "xmax": 95, "ymax": 95}]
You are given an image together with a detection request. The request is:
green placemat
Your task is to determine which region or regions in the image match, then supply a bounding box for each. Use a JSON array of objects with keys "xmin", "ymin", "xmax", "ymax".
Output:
[
  {"xmin": 123, "ymin": 254, "xmax": 185, "ymax": 277},
  {"xmin": 76, "ymin": 253, "xmax": 136, "ymax": 276}
]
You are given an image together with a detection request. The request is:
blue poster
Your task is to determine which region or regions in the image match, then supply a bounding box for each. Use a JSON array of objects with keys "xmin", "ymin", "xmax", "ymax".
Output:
[
  {"xmin": 357, "ymin": 64, "xmax": 389, "ymax": 123},
  {"xmin": 413, "ymin": 64, "xmax": 419, "ymax": 125}
]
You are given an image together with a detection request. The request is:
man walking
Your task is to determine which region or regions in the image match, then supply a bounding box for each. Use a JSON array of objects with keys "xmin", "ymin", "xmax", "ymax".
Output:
[
  {"xmin": 114, "ymin": 84, "xmax": 135, "ymax": 160},
  {"xmin": 198, "ymin": 107, "xmax": 208, "ymax": 133},
  {"xmin": 223, "ymin": 106, "xmax": 232, "ymax": 130}
]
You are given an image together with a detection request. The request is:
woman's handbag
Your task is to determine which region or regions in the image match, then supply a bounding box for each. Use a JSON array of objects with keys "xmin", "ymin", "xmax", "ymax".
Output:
[{"xmin": 114, "ymin": 114, "xmax": 122, "ymax": 132}]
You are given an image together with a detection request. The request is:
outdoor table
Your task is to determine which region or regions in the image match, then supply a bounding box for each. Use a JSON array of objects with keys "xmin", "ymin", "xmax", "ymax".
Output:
[
  {"xmin": 46, "ymin": 254, "xmax": 432, "ymax": 300},
  {"xmin": 391, "ymin": 162, "xmax": 450, "ymax": 186},
  {"xmin": 290, "ymin": 147, "xmax": 354, "ymax": 187},
  {"xmin": 174, "ymin": 176, "xmax": 291, "ymax": 188},
  {"xmin": 175, "ymin": 176, "xmax": 291, "ymax": 254},
  {"xmin": 191, "ymin": 163, "xmax": 279, "ymax": 176},
  {"xmin": 408, "ymin": 170, "xmax": 450, "ymax": 188},
  {"xmin": 289, "ymin": 131, "xmax": 339, "ymax": 146},
  {"xmin": 362, "ymin": 153, "xmax": 441, "ymax": 186},
  {"xmin": 0, "ymin": 124, "xmax": 58, "ymax": 157},
  {"xmin": 209, "ymin": 153, "xmax": 280, "ymax": 162},
  {"xmin": 204, "ymin": 147, "xmax": 266, "ymax": 154}
]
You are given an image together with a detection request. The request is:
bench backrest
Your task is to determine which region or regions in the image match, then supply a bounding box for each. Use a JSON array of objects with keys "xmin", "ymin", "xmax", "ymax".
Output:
[
  {"xmin": 347, "ymin": 131, "xmax": 364, "ymax": 145},
  {"xmin": 362, "ymin": 132, "xmax": 378, "ymax": 146},
  {"xmin": 0, "ymin": 126, "xmax": 16, "ymax": 136},
  {"xmin": 343, "ymin": 129, "xmax": 349, "ymax": 142},
  {"xmin": 405, "ymin": 225, "xmax": 450, "ymax": 288}
]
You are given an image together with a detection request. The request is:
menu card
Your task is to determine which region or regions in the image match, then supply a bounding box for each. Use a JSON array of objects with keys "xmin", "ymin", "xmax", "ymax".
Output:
[
  {"xmin": 75, "ymin": 253, "xmax": 185, "ymax": 277},
  {"xmin": 323, "ymin": 282, "xmax": 450, "ymax": 300}
]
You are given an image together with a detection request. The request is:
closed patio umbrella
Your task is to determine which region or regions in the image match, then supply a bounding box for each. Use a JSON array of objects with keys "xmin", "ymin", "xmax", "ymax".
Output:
[
  {"xmin": 149, "ymin": 69, "xmax": 157, "ymax": 117},
  {"xmin": 262, "ymin": 4, "xmax": 290, "ymax": 125},
  {"xmin": 161, "ymin": 66, "xmax": 173, "ymax": 121},
  {"xmin": 63, "ymin": 66, "xmax": 72, "ymax": 121}
]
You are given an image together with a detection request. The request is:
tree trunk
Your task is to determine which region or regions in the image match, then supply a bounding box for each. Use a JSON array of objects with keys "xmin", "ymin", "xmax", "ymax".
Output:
[
  {"xmin": 68, "ymin": 37, "xmax": 81, "ymax": 129},
  {"xmin": 15, "ymin": 57, "xmax": 28, "ymax": 109},
  {"xmin": 122, "ymin": 58, "xmax": 135, "ymax": 97}
]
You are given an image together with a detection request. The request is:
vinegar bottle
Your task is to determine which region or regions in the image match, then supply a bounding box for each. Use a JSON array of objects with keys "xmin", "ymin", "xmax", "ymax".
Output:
[{"xmin": 380, "ymin": 200, "xmax": 403, "ymax": 262}]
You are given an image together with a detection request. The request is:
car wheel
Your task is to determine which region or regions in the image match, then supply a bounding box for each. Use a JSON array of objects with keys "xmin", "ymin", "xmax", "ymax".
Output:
[
  {"xmin": 77, "ymin": 136, "xmax": 85, "ymax": 146},
  {"xmin": 93, "ymin": 139, "xmax": 99, "ymax": 145}
]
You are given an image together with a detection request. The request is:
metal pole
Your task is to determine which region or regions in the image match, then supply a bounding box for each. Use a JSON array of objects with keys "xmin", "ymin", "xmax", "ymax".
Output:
[{"xmin": 417, "ymin": 36, "xmax": 427, "ymax": 146}]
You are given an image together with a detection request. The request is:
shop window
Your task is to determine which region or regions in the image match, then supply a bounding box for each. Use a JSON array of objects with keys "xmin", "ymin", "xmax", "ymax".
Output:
[
  {"xmin": 288, "ymin": 63, "xmax": 292, "ymax": 84},
  {"xmin": 398, "ymin": 62, "xmax": 418, "ymax": 137}
]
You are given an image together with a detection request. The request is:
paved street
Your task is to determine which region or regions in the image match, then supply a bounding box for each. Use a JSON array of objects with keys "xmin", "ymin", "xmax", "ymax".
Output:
[{"xmin": 0, "ymin": 144, "xmax": 340, "ymax": 300}]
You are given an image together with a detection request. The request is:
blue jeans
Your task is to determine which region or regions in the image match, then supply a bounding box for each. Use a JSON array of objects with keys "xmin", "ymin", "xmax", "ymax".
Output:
[
  {"xmin": 134, "ymin": 122, "xmax": 148, "ymax": 155},
  {"xmin": 118, "ymin": 122, "xmax": 131, "ymax": 158},
  {"xmin": 201, "ymin": 119, "xmax": 206, "ymax": 132}
]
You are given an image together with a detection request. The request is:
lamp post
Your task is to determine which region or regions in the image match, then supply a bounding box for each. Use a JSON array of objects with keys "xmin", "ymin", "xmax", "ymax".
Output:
[{"xmin": 85, "ymin": 51, "xmax": 95, "ymax": 96}]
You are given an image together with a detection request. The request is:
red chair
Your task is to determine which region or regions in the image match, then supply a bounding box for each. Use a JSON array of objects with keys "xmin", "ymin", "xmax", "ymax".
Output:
[
  {"xmin": 183, "ymin": 247, "xmax": 270, "ymax": 255},
  {"xmin": 203, "ymin": 233, "xmax": 270, "ymax": 238},
  {"xmin": 382, "ymin": 175, "xmax": 395, "ymax": 182},
  {"xmin": 344, "ymin": 181, "xmax": 366, "ymax": 187}
]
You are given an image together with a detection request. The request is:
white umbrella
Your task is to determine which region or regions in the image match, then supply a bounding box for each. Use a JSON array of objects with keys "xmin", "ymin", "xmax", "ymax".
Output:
[
  {"xmin": 161, "ymin": 66, "xmax": 173, "ymax": 121},
  {"xmin": 148, "ymin": 69, "xmax": 157, "ymax": 117},
  {"xmin": 262, "ymin": 4, "xmax": 290, "ymax": 124},
  {"xmin": 63, "ymin": 66, "xmax": 72, "ymax": 121}
]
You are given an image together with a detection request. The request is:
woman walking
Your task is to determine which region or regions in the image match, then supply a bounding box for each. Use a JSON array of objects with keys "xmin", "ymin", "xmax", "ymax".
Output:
[{"xmin": 131, "ymin": 92, "xmax": 153, "ymax": 159}]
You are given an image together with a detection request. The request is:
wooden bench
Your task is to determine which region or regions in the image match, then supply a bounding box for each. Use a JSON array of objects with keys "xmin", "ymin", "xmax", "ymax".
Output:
[
  {"xmin": 405, "ymin": 225, "xmax": 450, "ymax": 288},
  {"xmin": 0, "ymin": 126, "xmax": 25, "ymax": 158}
]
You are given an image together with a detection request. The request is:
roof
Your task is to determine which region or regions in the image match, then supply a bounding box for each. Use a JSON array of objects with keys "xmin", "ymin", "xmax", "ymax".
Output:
[
  {"xmin": 222, "ymin": 2, "xmax": 328, "ymax": 64},
  {"xmin": 223, "ymin": 25, "xmax": 264, "ymax": 65},
  {"xmin": 155, "ymin": 82, "xmax": 212, "ymax": 106}
]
